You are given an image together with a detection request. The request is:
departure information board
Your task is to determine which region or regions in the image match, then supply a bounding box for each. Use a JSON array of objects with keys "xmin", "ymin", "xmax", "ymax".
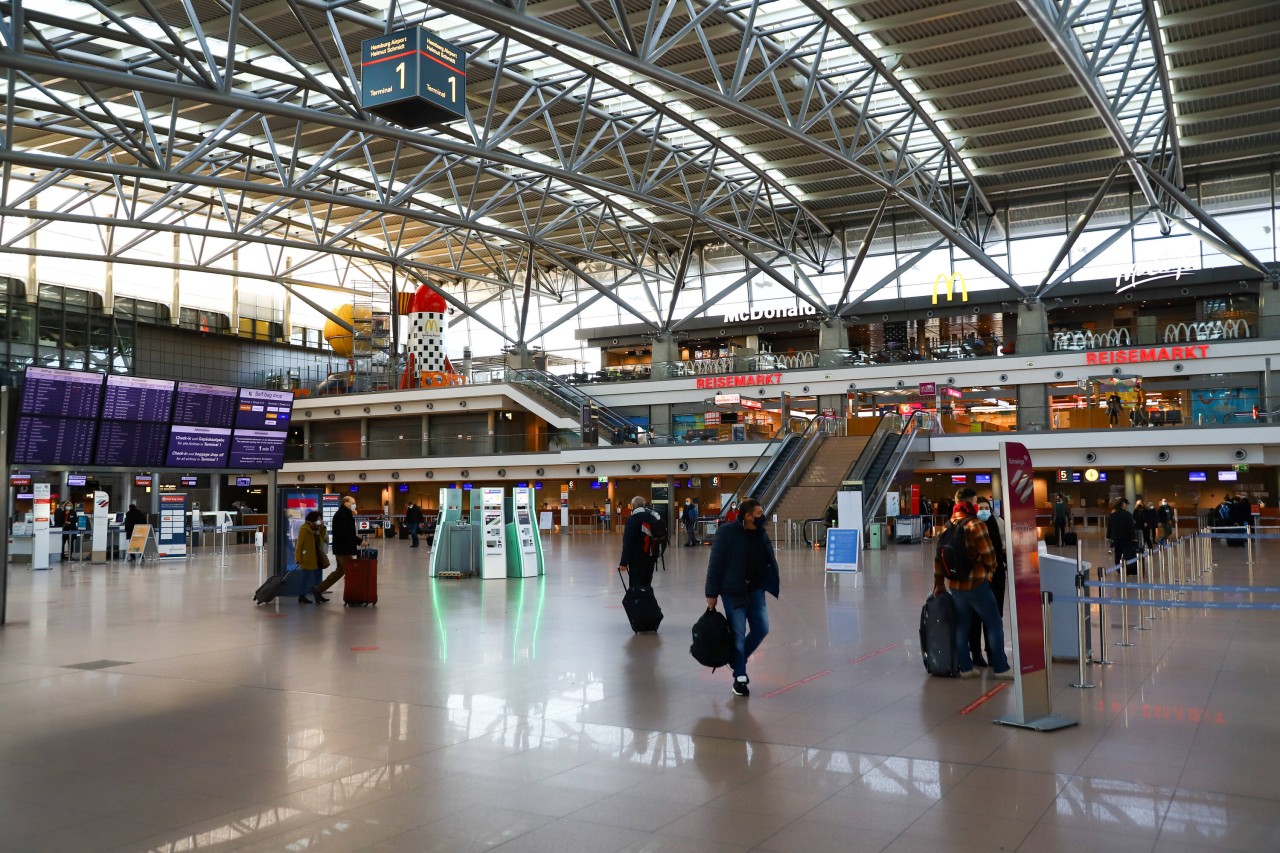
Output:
[
  {"xmin": 100, "ymin": 375, "xmax": 175, "ymax": 422},
  {"xmin": 229, "ymin": 430, "xmax": 287, "ymax": 468},
  {"xmin": 167, "ymin": 426, "xmax": 232, "ymax": 468},
  {"xmin": 20, "ymin": 367, "xmax": 103, "ymax": 417},
  {"xmin": 13, "ymin": 416, "xmax": 97, "ymax": 465},
  {"xmin": 235, "ymin": 389, "xmax": 293, "ymax": 430},
  {"xmin": 95, "ymin": 421, "xmax": 170, "ymax": 467},
  {"xmin": 172, "ymin": 382, "xmax": 238, "ymax": 427}
]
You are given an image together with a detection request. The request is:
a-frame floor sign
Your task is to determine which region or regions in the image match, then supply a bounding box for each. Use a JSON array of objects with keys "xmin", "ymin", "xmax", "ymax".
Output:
[
  {"xmin": 127, "ymin": 524, "xmax": 161, "ymax": 563},
  {"xmin": 994, "ymin": 441, "xmax": 1077, "ymax": 732}
]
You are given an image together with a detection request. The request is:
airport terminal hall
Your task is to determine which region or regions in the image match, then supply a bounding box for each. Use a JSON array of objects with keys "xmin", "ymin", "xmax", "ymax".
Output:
[{"xmin": 4, "ymin": 1, "xmax": 1280, "ymax": 851}]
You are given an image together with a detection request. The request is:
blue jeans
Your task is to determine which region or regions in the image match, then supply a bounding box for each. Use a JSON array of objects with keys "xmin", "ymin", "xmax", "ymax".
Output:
[
  {"xmin": 950, "ymin": 582, "xmax": 1010, "ymax": 674},
  {"xmin": 723, "ymin": 590, "xmax": 769, "ymax": 679}
]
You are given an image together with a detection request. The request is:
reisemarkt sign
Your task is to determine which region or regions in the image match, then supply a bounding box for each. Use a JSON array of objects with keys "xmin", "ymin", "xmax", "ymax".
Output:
[{"xmin": 695, "ymin": 373, "xmax": 783, "ymax": 389}]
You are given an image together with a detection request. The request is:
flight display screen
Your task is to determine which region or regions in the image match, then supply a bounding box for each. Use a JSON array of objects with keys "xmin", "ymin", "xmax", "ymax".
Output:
[
  {"xmin": 172, "ymin": 382, "xmax": 238, "ymax": 427},
  {"xmin": 166, "ymin": 426, "xmax": 232, "ymax": 468},
  {"xmin": 20, "ymin": 367, "xmax": 103, "ymax": 418},
  {"xmin": 228, "ymin": 429, "xmax": 287, "ymax": 468},
  {"xmin": 100, "ymin": 375, "xmax": 175, "ymax": 422},
  {"xmin": 234, "ymin": 388, "xmax": 293, "ymax": 430},
  {"xmin": 13, "ymin": 416, "xmax": 97, "ymax": 465}
]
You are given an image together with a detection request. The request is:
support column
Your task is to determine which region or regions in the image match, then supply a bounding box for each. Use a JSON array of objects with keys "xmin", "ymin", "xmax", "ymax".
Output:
[
  {"xmin": 506, "ymin": 344, "xmax": 533, "ymax": 370},
  {"xmin": 171, "ymin": 233, "xmax": 181, "ymax": 326},
  {"xmin": 421, "ymin": 414, "xmax": 430, "ymax": 457},
  {"xmin": 1259, "ymin": 280, "xmax": 1280, "ymax": 339},
  {"xmin": 1124, "ymin": 467, "xmax": 1137, "ymax": 505},
  {"xmin": 26, "ymin": 197, "xmax": 37, "ymax": 305},
  {"xmin": 649, "ymin": 333, "xmax": 678, "ymax": 379},
  {"xmin": 650, "ymin": 404, "xmax": 671, "ymax": 439},
  {"xmin": 303, "ymin": 421, "xmax": 312, "ymax": 461},
  {"xmin": 487, "ymin": 411, "xmax": 496, "ymax": 455},
  {"xmin": 816, "ymin": 318, "xmax": 847, "ymax": 367},
  {"xmin": 230, "ymin": 250, "xmax": 241, "ymax": 333},
  {"xmin": 103, "ymin": 226, "xmax": 114, "ymax": 313},
  {"xmin": 1017, "ymin": 384, "xmax": 1050, "ymax": 432},
  {"xmin": 211, "ymin": 477, "xmax": 222, "ymax": 515},
  {"xmin": 360, "ymin": 418, "xmax": 369, "ymax": 460},
  {"xmin": 1016, "ymin": 300, "xmax": 1049, "ymax": 355}
]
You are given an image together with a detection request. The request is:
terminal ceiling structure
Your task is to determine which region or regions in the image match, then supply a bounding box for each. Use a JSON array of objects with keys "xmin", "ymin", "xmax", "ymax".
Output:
[{"xmin": 0, "ymin": 0, "xmax": 1277, "ymax": 348}]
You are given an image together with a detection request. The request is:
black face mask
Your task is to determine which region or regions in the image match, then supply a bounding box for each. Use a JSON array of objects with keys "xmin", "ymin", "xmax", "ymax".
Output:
[{"xmin": 750, "ymin": 516, "xmax": 767, "ymax": 530}]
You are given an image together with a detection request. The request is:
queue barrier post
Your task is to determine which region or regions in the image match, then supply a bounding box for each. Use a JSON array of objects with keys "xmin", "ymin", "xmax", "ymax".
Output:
[
  {"xmin": 1068, "ymin": 571, "xmax": 1095, "ymax": 689},
  {"xmin": 1116, "ymin": 559, "xmax": 1135, "ymax": 647},
  {"xmin": 1042, "ymin": 590, "xmax": 1055, "ymax": 701},
  {"xmin": 1136, "ymin": 549, "xmax": 1152, "ymax": 630},
  {"xmin": 1094, "ymin": 565, "xmax": 1114, "ymax": 665}
]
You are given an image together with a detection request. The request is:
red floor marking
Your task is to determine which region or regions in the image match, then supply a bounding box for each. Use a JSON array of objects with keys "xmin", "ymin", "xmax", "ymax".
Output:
[
  {"xmin": 765, "ymin": 669, "xmax": 833, "ymax": 698},
  {"xmin": 350, "ymin": 646, "xmax": 379, "ymax": 652},
  {"xmin": 849, "ymin": 642, "xmax": 900, "ymax": 664},
  {"xmin": 959, "ymin": 682, "xmax": 1009, "ymax": 715}
]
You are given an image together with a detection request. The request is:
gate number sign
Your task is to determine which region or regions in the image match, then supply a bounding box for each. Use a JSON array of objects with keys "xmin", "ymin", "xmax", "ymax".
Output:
[{"xmin": 361, "ymin": 28, "xmax": 466, "ymax": 128}]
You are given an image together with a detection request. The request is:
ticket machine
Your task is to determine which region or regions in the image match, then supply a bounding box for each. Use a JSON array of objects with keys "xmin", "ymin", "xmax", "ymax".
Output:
[
  {"xmin": 505, "ymin": 486, "xmax": 544, "ymax": 577},
  {"xmin": 474, "ymin": 487, "xmax": 507, "ymax": 579},
  {"xmin": 430, "ymin": 488, "xmax": 475, "ymax": 577}
]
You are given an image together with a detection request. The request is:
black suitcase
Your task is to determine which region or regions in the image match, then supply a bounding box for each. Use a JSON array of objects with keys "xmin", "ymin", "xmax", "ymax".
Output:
[
  {"xmin": 619, "ymin": 569, "xmax": 663, "ymax": 633},
  {"xmin": 920, "ymin": 592, "xmax": 959, "ymax": 677},
  {"xmin": 253, "ymin": 570, "xmax": 297, "ymax": 605},
  {"xmin": 1062, "ymin": 531, "xmax": 1078, "ymax": 546}
]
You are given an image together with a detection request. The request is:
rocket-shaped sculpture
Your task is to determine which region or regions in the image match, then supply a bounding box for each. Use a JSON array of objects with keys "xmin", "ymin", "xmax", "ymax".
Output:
[{"xmin": 402, "ymin": 283, "xmax": 464, "ymax": 388}]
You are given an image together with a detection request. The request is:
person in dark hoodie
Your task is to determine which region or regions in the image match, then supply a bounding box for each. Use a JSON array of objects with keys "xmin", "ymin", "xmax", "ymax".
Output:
[
  {"xmin": 705, "ymin": 498, "xmax": 780, "ymax": 697},
  {"xmin": 124, "ymin": 504, "xmax": 147, "ymax": 562},
  {"xmin": 1107, "ymin": 498, "xmax": 1138, "ymax": 572}
]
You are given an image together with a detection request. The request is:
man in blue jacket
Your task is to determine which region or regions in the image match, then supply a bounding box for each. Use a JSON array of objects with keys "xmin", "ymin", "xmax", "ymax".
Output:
[{"xmin": 704, "ymin": 498, "xmax": 780, "ymax": 697}]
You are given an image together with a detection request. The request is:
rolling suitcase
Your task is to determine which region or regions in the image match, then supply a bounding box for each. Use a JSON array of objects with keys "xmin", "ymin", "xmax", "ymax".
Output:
[
  {"xmin": 254, "ymin": 570, "xmax": 297, "ymax": 605},
  {"xmin": 343, "ymin": 557, "xmax": 378, "ymax": 606},
  {"xmin": 920, "ymin": 592, "xmax": 959, "ymax": 677},
  {"xmin": 1062, "ymin": 530, "xmax": 1078, "ymax": 547},
  {"xmin": 618, "ymin": 569, "xmax": 662, "ymax": 633}
]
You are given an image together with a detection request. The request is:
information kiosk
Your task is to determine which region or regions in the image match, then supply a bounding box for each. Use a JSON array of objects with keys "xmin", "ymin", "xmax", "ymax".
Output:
[
  {"xmin": 505, "ymin": 486, "xmax": 544, "ymax": 577},
  {"xmin": 475, "ymin": 487, "xmax": 507, "ymax": 579}
]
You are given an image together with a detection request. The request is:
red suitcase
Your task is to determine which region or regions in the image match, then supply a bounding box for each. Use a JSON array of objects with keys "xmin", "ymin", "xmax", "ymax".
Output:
[{"xmin": 342, "ymin": 557, "xmax": 378, "ymax": 607}]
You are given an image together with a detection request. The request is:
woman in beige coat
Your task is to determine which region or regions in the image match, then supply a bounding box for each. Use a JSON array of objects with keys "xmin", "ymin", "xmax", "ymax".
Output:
[{"xmin": 294, "ymin": 510, "xmax": 329, "ymax": 603}]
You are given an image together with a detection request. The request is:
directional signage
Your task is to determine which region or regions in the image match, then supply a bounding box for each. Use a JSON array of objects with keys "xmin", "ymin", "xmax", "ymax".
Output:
[{"xmin": 361, "ymin": 27, "xmax": 466, "ymax": 128}]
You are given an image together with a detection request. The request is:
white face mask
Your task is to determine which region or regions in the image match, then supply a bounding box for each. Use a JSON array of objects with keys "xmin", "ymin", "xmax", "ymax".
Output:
[{"xmin": 976, "ymin": 509, "xmax": 992, "ymax": 522}]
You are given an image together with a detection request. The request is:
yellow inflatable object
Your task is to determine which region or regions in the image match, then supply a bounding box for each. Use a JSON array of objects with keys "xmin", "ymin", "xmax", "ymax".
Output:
[{"xmin": 323, "ymin": 304, "xmax": 372, "ymax": 358}]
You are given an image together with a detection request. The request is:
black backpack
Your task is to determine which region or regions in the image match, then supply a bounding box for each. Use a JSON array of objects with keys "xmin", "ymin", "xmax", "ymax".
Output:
[
  {"xmin": 935, "ymin": 517, "xmax": 976, "ymax": 582},
  {"xmin": 640, "ymin": 511, "xmax": 668, "ymax": 558},
  {"xmin": 690, "ymin": 607, "xmax": 734, "ymax": 671}
]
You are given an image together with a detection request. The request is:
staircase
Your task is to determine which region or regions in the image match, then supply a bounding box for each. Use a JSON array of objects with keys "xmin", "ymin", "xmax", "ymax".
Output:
[{"xmin": 773, "ymin": 436, "xmax": 871, "ymax": 527}]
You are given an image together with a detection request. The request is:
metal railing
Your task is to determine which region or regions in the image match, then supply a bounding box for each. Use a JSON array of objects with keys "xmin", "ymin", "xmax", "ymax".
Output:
[
  {"xmin": 757, "ymin": 416, "xmax": 841, "ymax": 518},
  {"xmin": 863, "ymin": 412, "xmax": 932, "ymax": 520}
]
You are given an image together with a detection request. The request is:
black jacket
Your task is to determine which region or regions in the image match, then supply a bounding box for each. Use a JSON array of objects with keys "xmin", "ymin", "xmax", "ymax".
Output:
[
  {"xmin": 1107, "ymin": 508, "xmax": 1136, "ymax": 545},
  {"xmin": 705, "ymin": 520, "xmax": 780, "ymax": 608},
  {"xmin": 983, "ymin": 515, "xmax": 1006, "ymax": 573},
  {"xmin": 124, "ymin": 506, "xmax": 147, "ymax": 535},
  {"xmin": 619, "ymin": 508, "xmax": 657, "ymax": 568},
  {"xmin": 1156, "ymin": 504, "xmax": 1173, "ymax": 525},
  {"xmin": 404, "ymin": 505, "xmax": 424, "ymax": 528},
  {"xmin": 332, "ymin": 505, "xmax": 360, "ymax": 556}
]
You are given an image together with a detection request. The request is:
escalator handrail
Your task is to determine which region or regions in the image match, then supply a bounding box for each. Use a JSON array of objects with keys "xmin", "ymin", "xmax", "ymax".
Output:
[
  {"xmin": 757, "ymin": 416, "xmax": 838, "ymax": 518},
  {"xmin": 843, "ymin": 413, "xmax": 894, "ymax": 486},
  {"xmin": 715, "ymin": 425, "xmax": 794, "ymax": 521},
  {"xmin": 863, "ymin": 412, "xmax": 930, "ymax": 518}
]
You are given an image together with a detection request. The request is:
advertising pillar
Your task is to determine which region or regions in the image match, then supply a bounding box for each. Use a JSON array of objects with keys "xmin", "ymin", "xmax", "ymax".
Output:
[
  {"xmin": 91, "ymin": 490, "xmax": 109, "ymax": 564},
  {"xmin": 995, "ymin": 441, "xmax": 1076, "ymax": 731},
  {"xmin": 559, "ymin": 485, "xmax": 569, "ymax": 533},
  {"xmin": 32, "ymin": 482, "xmax": 51, "ymax": 571}
]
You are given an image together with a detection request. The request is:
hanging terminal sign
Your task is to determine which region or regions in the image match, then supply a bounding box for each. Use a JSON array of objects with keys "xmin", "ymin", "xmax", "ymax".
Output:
[{"xmin": 1085, "ymin": 344, "xmax": 1210, "ymax": 365}]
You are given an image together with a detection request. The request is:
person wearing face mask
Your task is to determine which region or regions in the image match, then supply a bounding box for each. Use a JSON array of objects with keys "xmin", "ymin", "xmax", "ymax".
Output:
[
  {"xmin": 966, "ymin": 496, "xmax": 1007, "ymax": 668},
  {"xmin": 933, "ymin": 488, "xmax": 1013, "ymax": 680},
  {"xmin": 705, "ymin": 498, "xmax": 780, "ymax": 697}
]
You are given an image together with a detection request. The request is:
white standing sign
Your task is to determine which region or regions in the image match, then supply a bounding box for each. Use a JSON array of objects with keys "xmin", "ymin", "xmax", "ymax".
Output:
[
  {"xmin": 32, "ymin": 483, "xmax": 51, "ymax": 571},
  {"xmin": 91, "ymin": 490, "xmax": 110, "ymax": 563}
]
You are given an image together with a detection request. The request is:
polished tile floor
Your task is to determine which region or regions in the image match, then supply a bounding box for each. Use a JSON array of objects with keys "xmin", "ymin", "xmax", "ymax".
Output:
[{"xmin": 0, "ymin": 530, "xmax": 1277, "ymax": 852}]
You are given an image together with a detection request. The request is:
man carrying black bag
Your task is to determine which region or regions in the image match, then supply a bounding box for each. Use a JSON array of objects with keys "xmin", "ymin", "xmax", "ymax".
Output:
[{"xmin": 705, "ymin": 498, "xmax": 779, "ymax": 697}]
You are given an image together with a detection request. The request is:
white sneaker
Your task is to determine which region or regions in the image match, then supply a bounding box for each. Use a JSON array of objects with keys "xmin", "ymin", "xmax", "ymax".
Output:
[
  {"xmin": 958, "ymin": 669, "xmax": 979, "ymax": 679},
  {"xmin": 993, "ymin": 669, "xmax": 1015, "ymax": 681}
]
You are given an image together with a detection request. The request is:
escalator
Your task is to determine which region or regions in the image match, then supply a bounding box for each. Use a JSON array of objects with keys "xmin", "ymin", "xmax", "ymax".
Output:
[
  {"xmin": 509, "ymin": 368, "xmax": 637, "ymax": 443},
  {"xmin": 859, "ymin": 432, "xmax": 902, "ymax": 503},
  {"xmin": 745, "ymin": 434, "xmax": 801, "ymax": 503}
]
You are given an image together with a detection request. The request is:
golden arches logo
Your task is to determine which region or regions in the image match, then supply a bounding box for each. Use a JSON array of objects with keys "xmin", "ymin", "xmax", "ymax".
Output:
[{"xmin": 932, "ymin": 272, "xmax": 968, "ymax": 304}]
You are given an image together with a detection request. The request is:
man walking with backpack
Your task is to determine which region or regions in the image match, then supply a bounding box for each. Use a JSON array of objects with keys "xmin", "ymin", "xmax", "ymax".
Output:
[
  {"xmin": 619, "ymin": 496, "xmax": 664, "ymax": 588},
  {"xmin": 705, "ymin": 498, "xmax": 780, "ymax": 696},
  {"xmin": 933, "ymin": 488, "xmax": 1014, "ymax": 680}
]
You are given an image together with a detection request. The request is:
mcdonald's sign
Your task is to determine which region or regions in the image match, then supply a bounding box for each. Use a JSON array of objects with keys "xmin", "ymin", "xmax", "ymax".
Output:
[{"xmin": 932, "ymin": 272, "xmax": 968, "ymax": 304}]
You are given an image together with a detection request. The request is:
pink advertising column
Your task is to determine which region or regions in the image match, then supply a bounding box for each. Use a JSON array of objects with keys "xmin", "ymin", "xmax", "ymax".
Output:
[{"xmin": 995, "ymin": 441, "xmax": 1077, "ymax": 731}]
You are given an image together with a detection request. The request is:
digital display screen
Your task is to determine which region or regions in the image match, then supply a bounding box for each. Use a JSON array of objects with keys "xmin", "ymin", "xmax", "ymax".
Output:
[
  {"xmin": 180, "ymin": 476, "xmax": 199, "ymax": 486},
  {"xmin": 95, "ymin": 420, "xmax": 170, "ymax": 467},
  {"xmin": 166, "ymin": 426, "xmax": 231, "ymax": 468},
  {"xmin": 950, "ymin": 475, "xmax": 967, "ymax": 484},
  {"xmin": 100, "ymin": 375, "xmax": 175, "ymax": 422},
  {"xmin": 398, "ymin": 484, "xmax": 408, "ymax": 492},
  {"xmin": 235, "ymin": 476, "xmax": 251, "ymax": 486},
  {"xmin": 228, "ymin": 429, "xmax": 287, "ymax": 468},
  {"xmin": 1188, "ymin": 471, "xmax": 1207, "ymax": 482},
  {"xmin": 1217, "ymin": 470, "xmax": 1238, "ymax": 482},
  {"xmin": 20, "ymin": 367, "xmax": 103, "ymax": 418},
  {"xmin": 974, "ymin": 474, "xmax": 991, "ymax": 484},
  {"xmin": 10, "ymin": 475, "xmax": 31, "ymax": 486},
  {"xmin": 135, "ymin": 475, "xmax": 152, "ymax": 486},
  {"xmin": 234, "ymin": 388, "xmax": 293, "ymax": 430},
  {"xmin": 13, "ymin": 416, "xmax": 97, "ymax": 465},
  {"xmin": 173, "ymin": 382, "xmax": 238, "ymax": 427}
]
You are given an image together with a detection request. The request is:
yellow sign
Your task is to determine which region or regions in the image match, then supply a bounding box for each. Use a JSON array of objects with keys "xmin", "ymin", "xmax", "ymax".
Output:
[{"xmin": 932, "ymin": 272, "xmax": 968, "ymax": 304}]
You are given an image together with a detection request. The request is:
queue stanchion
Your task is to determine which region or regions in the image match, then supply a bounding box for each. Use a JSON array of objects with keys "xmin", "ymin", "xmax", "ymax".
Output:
[
  {"xmin": 1116, "ymin": 558, "xmax": 1135, "ymax": 647},
  {"xmin": 1042, "ymin": 590, "xmax": 1055, "ymax": 697},
  {"xmin": 1094, "ymin": 564, "xmax": 1114, "ymax": 665},
  {"xmin": 1150, "ymin": 546, "xmax": 1163, "ymax": 621},
  {"xmin": 1246, "ymin": 528, "xmax": 1254, "ymax": 571},
  {"xmin": 1069, "ymin": 571, "xmax": 1095, "ymax": 689},
  {"xmin": 1160, "ymin": 543, "xmax": 1172, "ymax": 611},
  {"xmin": 1136, "ymin": 549, "xmax": 1151, "ymax": 631}
]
